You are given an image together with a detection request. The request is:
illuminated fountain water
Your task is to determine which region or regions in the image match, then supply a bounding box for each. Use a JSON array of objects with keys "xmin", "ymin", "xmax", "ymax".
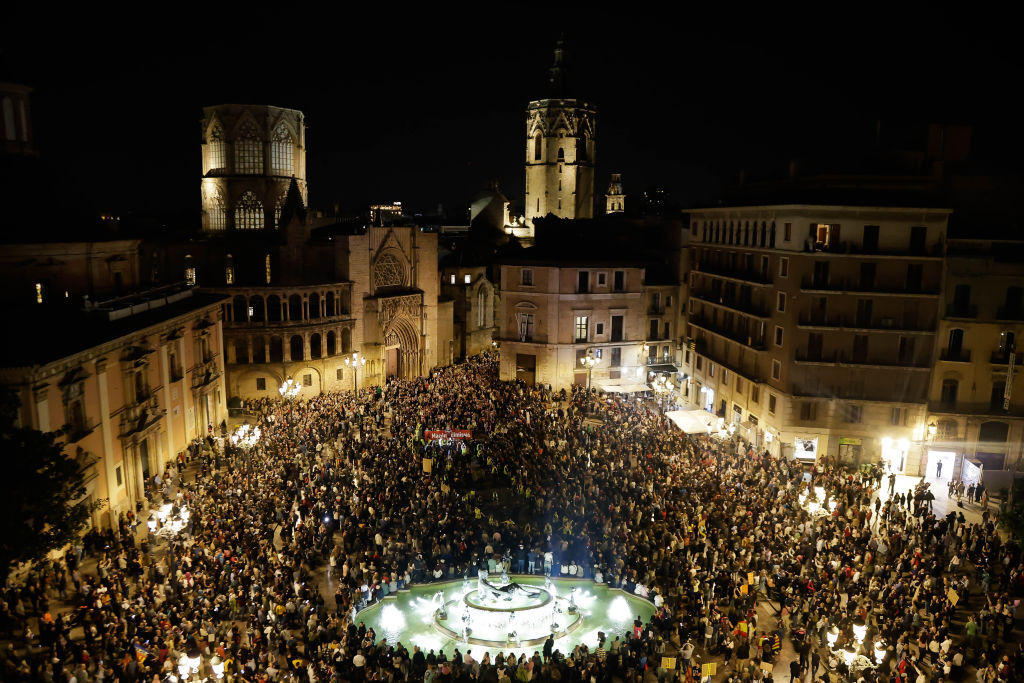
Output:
[{"xmin": 433, "ymin": 573, "xmax": 583, "ymax": 647}]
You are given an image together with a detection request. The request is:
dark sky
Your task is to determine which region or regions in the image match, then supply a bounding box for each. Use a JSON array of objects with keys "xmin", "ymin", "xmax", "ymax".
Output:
[{"xmin": 4, "ymin": 5, "xmax": 1019, "ymax": 221}]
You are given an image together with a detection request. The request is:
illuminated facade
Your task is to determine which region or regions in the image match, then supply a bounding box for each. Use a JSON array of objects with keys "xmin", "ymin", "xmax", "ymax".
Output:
[
  {"xmin": 925, "ymin": 238, "xmax": 1024, "ymax": 477},
  {"xmin": 0, "ymin": 281, "xmax": 227, "ymax": 531},
  {"xmin": 685, "ymin": 205, "xmax": 950, "ymax": 468},
  {"xmin": 199, "ymin": 104, "xmax": 307, "ymax": 232}
]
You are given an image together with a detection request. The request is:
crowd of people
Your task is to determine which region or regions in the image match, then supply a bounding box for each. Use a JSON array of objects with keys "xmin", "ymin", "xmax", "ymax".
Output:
[{"xmin": 1, "ymin": 352, "xmax": 1023, "ymax": 682}]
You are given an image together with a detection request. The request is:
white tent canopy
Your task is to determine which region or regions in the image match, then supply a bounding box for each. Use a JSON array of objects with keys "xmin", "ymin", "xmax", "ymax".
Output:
[
  {"xmin": 599, "ymin": 383, "xmax": 650, "ymax": 394},
  {"xmin": 666, "ymin": 409, "xmax": 717, "ymax": 434}
]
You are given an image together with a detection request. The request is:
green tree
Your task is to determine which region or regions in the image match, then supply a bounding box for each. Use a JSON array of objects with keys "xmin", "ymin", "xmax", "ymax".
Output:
[{"xmin": 0, "ymin": 387, "xmax": 102, "ymax": 584}]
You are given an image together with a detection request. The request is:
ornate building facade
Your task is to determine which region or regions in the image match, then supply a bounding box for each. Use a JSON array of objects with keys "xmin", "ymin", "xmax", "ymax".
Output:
[
  {"xmin": 199, "ymin": 104, "xmax": 307, "ymax": 233},
  {"xmin": 144, "ymin": 104, "xmax": 451, "ymax": 401}
]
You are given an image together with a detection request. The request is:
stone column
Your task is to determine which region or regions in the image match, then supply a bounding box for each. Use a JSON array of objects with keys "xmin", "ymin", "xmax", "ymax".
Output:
[{"xmin": 96, "ymin": 359, "xmax": 118, "ymax": 527}]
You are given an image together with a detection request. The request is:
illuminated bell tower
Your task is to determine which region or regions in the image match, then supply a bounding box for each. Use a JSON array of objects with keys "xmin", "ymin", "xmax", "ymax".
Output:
[
  {"xmin": 524, "ymin": 40, "xmax": 596, "ymax": 231},
  {"xmin": 605, "ymin": 173, "xmax": 625, "ymax": 214}
]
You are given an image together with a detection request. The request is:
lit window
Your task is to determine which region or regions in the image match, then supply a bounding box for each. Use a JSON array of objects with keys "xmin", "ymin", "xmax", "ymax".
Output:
[
  {"xmin": 450, "ymin": 274, "xmax": 456, "ymax": 284},
  {"xmin": 206, "ymin": 187, "xmax": 226, "ymax": 231},
  {"xmin": 35, "ymin": 282, "xmax": 43, "ymax": 304},
  {"xmin": 274, "ymin": 189, "xmax": 287, "ymax": 229},
  {"xmin": 207, "ymin": 124, "xmax": 226, "ymax": 172},
  {"xmin": 234, "ymin": 119, "xmax": 263, "ymax": 174},
  {"xmin": 271, "ymin": 123, "xmax": 294, "ymax": 175},
  {"xmin": 464, "ymin": 274, "xmax": 472, "ymax": 284},
  {"xmin": 574, "ymin": 315, "xmax": 589, "ymax": 342},
  {"xmin": 265, "ymin": 255, "xmax": 272, "ymax": 284},
  {"xmin": 225, "ymin": 266, "xmax": 234, "ymax": 285},
  {"xmin": 185, "ymin": 267, "xmax": 197, "ymax": 286},
  {"xmin": 235, "ymin": 191, "xmax": 264, "ymax": 230}
]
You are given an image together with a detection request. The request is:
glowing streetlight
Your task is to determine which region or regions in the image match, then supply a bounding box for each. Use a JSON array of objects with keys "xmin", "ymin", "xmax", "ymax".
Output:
[
  {"xmin": 579, "ymin": 350, "xmax": 600, "ymax": 390},
  {"xmin": 344, "ymin": 351, "xmax": 367, "ymax": 392},
  {"xmin": 278, "ymin": 377, "xmax": 300, "ymax": 399}
]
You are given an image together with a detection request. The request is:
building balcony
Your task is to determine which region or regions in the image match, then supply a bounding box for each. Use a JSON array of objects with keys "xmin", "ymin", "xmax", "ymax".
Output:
[
  {"xmin": 800, "ymin": 278, "xmax": 940, "ymax": 297},
  {"xmin": 928, "ymin": 401, "xmax": 1024, "ymax": 419},
  {"xmin": 225, "ymin": 311, "xmax": 355, "ymax": 329},
  {"xmin": 192, "ymin": 361, "xmax": 221, "ymax": 390},
  {"xmin": 648, "ymin": 306, "xmax": 666, "ymax": 315},
  {"xmin": 939, "ymin": 349, "xmax": 972, "ymax": 363},
  {"xmin": 796, "ymin": 314, "xmax": 936, "ymax": 333},
  {"xmin": 996, "ymin": 307, "xmax": 1024, "ymax": 321},
  {"xmin": 794, "ymin": 351, "xmax": 929, "ymax": 369},
  {"xmin": 689, "ymin": 316, "xmax": 767, "ymax": 351},
  {"xmin": 62, "ymin": 419, "xmax": 99, "ymax": 444},
  {"xmin": 945, "ymin": 304, "xmax": 977, "ymax": 319},
  {"xmin": 692, "ymin": 262, "xmax": 773, "ymax": 286},
  {"xmin": 991, "ymin": 350, "xmax": 1024, "ymax": 366},
  {"xmin": 690, "ymin": 290, "xmax": 770, "ymax": 318},
  {"xmin": 692, "ymin": 339, "xmax": 764, "ymax": 384}
]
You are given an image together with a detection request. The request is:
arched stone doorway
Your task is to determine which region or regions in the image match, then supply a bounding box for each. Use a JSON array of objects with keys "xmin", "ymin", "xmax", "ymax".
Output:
[{"xmin": 383, "ymin": 316, "xmax": 419, "ymax": 380}]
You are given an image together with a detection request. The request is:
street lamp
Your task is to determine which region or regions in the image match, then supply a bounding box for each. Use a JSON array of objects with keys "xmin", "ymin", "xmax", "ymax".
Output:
[
  {"xmin": 278, "ymin": 377, "xmax": 300, "ymax": 400},
  {"xmin": 230, "ymin": 423, "xmax": 261, "ymax": 450},
  {"xmin": 345, "ymin": 351, "xmax": 367, "ymax": 392},
  {"xmin": 928, "ymin": 422, "xmax": 937, "ymax": 438},
  {"xmin": 579, "ymin": 350, "xmax": 600, "ymax": 390},
  {"xmin": 650, "ymin": 372, "xmax": 674, "ymax": 413}
]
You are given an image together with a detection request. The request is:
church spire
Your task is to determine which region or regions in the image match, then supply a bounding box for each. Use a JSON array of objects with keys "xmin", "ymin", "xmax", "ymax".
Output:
[
  {"xmin": 278, "ymin": 176, "xmax": 306, "ymax": 229},
  {"xmin": 548, "ymin": 37, "xmax": 567, "ymax": 97}
]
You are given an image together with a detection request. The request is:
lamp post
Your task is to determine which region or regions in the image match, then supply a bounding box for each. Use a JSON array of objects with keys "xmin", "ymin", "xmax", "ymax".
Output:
[
  {"xmin": 650, "ymin": 372, "xmax": 675, "ymax": 413},
  {"xmin": 278, "ymin": 377, "xmax": 300, "ymax": 400},
  {"xmin": 345, "ymin": 351, "xmax": 367, "ymax": 392},
  {"xmin": 579, "ymin": 350, "xmax": 600, "ymax": 390}
]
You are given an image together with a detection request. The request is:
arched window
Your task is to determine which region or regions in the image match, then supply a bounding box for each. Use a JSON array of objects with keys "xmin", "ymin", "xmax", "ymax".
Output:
[
  {"xmin": 235, "ymin": 191, "xmax": 264, "ymax": 230},
  {"xmin": 534, "ymin": 133, "xmax": 542, "ymax": 161},
  {"xmin": 309, "ymin": 292, "xmax": 321, "ymax": 319},
  {"xmin": 325, "ymin": 291, "xmax": 335, "ymax": 317},
  {"xmin": 273, "ymin": 189, "xmax": 287, "ymax": 229},
  {"xmin": 289, "ymin": 335, "xmax": 304, "ymax": 361},
  {"xmin": 269, "ymin": 336, "xmax": 283, "ymax": 362},
  {"xmin": 557, "ymin": 148, "xmax": 565, "ymax": 161},
  {"xmin": 184, "ymin": 254, "xmax": 196, "ymax": 286},
  {"xmin": 234, "ymin": 119, "xmax": 263, "ymax": 174},
  {"xmin": 577, "ymin": 136, "xmax": 587, "ymax": 162},
  {"xmin": 288, "ymin": 294, "xmax": 302, "ymax": 321},
  {"xmin": 207, "ymin": 124, "xmax": 226, "ymax": 172},
  {"xmin": 271, "ymin": 123, "xmax": 294, "ymax": 175},
  {"xmin": 267, "ymin": 295, "xmax": 281, "ymax": 322},
  {"xmin": 234, "ymin": 338, "xmax": 249, "ymax": 364},
  {"xmin": 206, "ymin": 187, "xmax": 226, "ymax": 232},
  {"xmin": 232, "ymin": 295, "xmax": 247, "ymax": 321},
  {"xmin": 225, "ymin": 254, "xmax": 235, "ymax": 285},
  {"xmin": 310, "ymin": 333, "xmax": 322, "ymax": 360},
  {"xmin": 265, "ymin": 254, "xmax": 272, "ymax": 284},
  {"xmin": 326, "ymin": 331, "xmax": 336, "ymax": 357},
  {"xmin": 341, "ymin": 328, "xmax": 352, "ymax": 354},
  {"xmin": 252, "ymin": 335, "xmax": 266, "ymax": 363},
  {"xmin": 249, "ymin": 295, "xmax": 265, "ymax": 322},
  {"xmin": 477, "ymin": 288, "xmax": 486, "ymax": 328}
]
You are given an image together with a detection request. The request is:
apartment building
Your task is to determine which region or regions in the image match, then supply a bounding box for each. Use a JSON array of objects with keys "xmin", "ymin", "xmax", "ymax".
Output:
[
  {"xmin": 686, "ymin": 205, "xmax": 950, "ymax": 469},
  {"xmin": 925, "ymin": 238, "xmax": 1024, "ymax": 481}
]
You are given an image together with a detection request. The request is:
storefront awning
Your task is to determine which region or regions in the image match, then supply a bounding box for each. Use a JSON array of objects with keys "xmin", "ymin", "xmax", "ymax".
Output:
[{"xmin": 665, "ymin": 409, "xmax": 717, "ymax": 434}]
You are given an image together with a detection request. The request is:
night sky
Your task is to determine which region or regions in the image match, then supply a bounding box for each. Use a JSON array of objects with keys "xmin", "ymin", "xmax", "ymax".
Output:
[{"xmin": 4, "ymin": 5, "xmax": 1019, "ymax": 223}]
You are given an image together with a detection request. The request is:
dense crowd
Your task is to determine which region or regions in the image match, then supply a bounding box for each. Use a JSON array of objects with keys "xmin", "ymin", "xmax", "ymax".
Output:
[{"xmin": 1, "ymin": 353, "xmax": 1023, "ymax": 682}]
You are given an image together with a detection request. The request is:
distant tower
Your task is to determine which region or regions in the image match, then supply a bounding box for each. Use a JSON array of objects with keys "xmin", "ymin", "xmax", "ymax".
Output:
[
  {"xmin": 605, "ymin": 173, "xmax": 625, "ymax": 214},
  {"xmin": 199, "ymin": 104, "xmax": 307, "ymax": 233},
  {"xmin": 524, "ymin": 40, "xmax": 596, "ymax": 230}
]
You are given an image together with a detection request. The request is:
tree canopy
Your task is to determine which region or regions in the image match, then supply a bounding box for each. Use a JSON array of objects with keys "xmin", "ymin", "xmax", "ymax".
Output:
[{"xmin": 0, "ymin": 387, "xmax": 101, "ymax": 584}]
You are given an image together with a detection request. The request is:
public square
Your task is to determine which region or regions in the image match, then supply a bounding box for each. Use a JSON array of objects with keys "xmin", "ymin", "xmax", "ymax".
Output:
[{"xmin": 1, "ymin": 353, "xmax": 1020, "ymax": 683}]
